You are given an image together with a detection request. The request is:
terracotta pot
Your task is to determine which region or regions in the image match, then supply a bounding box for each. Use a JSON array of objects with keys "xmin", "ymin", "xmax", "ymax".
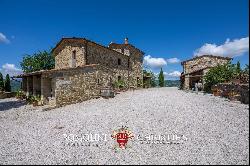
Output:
[
  {"xmin": 33, "ymin": 101, "xmax": 38, "ymax": 107},
  {"xmin": 213, "ymin": 90, "xmax": 221, "ymax": 96}
]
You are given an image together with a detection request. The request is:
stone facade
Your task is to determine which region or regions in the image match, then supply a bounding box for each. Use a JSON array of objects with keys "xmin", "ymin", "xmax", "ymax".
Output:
[
  {"xmin": 53, "ymin": 65, "xmax": 114, "ymax": 107},
  {"xmin": 181, "ymin": 55, "xmax": 232, "ymax": 90},
  {"xmin": 20, "ymin": 37, "xmax": 144, "ymax": 107},
  {"xmin": 212, "ymin": 83, "xmax": 249, "ymax": 104}
]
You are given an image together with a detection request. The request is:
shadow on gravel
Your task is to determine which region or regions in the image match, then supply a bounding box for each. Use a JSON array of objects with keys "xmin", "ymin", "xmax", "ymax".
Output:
[{"xmin": 0, "ymin": 100, "xmax": 27, "ymax": 111}]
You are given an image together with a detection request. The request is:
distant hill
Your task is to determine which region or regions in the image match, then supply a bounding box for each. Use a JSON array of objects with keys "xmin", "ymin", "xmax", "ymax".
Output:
[
  {"xmin": 165, "ymin": 80, "xmax": 180, "ymax": 87},
  {"xmin": 8, "ymin": 79, "xmax": 180, "ymax": 92},
  {"xmin": 155, "ymin": 80, "xmax": 180, "ymax": 87},
  {"xmin": 11, "ymin": 79, "xmax": 21, "ymax": 92}
]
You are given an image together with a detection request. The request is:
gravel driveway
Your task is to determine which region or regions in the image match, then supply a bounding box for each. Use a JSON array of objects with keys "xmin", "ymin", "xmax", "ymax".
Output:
[{"xmin": 0, "ymin": 87, "xmax": 249, "ymax": 165}]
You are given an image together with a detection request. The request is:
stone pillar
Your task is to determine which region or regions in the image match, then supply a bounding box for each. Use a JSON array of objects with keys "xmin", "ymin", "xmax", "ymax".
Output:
[
  {"xmin": 41, "ymin": 76, "xmax": 51, "ymax": 104},
  {"xmin": 184, "ymin": 75, "xmax": 190, "ymax": 90},
  {"xmin": 33, "ymin": 75, "xmax": 41, "ymax": 96},
  {"xmin": 22, "ymin": 77, "xmax": 27, "ymax": 92},
  {"xmin": 27, "ymin": 76, "xmax": 33, "ymax": 96}
]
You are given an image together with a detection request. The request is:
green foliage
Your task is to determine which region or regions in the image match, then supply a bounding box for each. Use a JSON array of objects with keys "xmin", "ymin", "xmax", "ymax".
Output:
[
  {"xmin": 20, "ymin": 50, "xmax": 55, "ymax": 73},
  {"xmin": 16, "ymin": 90, "xmax": 26, "ymax": 99},
  {"xmin": 143, "ymin": 69, "xmax": 157, "ymax": 87},
  {"xmin": 26, "ymin": 95, "xmax": 41, "ymax": 104},
  {"xmin": 243, "ymin": 64, "xmax": 249, "ymax": 74},
  {"xmin": 4, "ymin": 74, "xmax": 11, "ymax": 92},
  {"xmin": 158, "ymin": 68, "xmax": 165, "ymax": 87},
  {"xmin": 236, "ymin": 61, "xmax": 241, "ymax": 74},
  {"xmin": 0, "ymin": 72, "xmax": 4, "ymax": 91},
  {"xmin": 204, "ymin": 62, "xmax": 241, "ymax": 92},
  {"xmin": 114, "ymin": 80, "xmax": 126, "ymax": 89}
]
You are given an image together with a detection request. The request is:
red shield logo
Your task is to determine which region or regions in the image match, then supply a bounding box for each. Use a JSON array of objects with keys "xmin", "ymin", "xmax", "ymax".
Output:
[{"xmin": 111, "ymin": 126, "xmax": 134, "ymax": 149}]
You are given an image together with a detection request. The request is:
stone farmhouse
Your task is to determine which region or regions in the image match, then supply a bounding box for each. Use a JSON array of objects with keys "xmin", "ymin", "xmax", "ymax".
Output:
[
  {"xmin": 18, "ymin": 37, "xmax": 144, "ymax": 106},
  {"xmin": 180, "ymin": 55, "xmax": 232, "ymax": 90}
]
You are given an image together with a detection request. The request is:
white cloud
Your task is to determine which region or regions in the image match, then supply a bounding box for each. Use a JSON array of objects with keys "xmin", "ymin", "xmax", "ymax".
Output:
[
  {"xmin": 167, "ymin": 58, "xmax": 180, "ymax": 64},
  {"xmin": 0, "ymin": 63, "xmax": 22, "ymax": 77},
  {"xmin": 0, "ymin": 33, "xmax": 10, "ymax": 44},
  {"xmin": 143, "ymin": 55, "xmax": 167, "ymax": 69},
  {"xmin": 194, "ymin": 37, "xmax": 249, "ymax": 58},
  {"xmin": 164, "ymin": 71, "xmax": 181, "ymax": 77}
]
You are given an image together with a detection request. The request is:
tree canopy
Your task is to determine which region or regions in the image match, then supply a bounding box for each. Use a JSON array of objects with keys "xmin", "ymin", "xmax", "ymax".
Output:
[
  {"xmin": 158, "ymin": 68, "xmax": 165, "ymax": 87},
  {"xmin": 0, "ymin": 72, "xmax": 4, "ymax": 91},
  {"xmin": 20, "ymin": 50, "xmax": 55, "ymax": 73},
  {"xmin": 143, "ymin": 69, "xmax": 157, "ymax": 87},
  {"xmin": 4, "ymin": 74, "xmax": 11, "ymax": 92},
  {"xmin": 204, "ymin": 62, "xmax": 242, "ymax": 92}
]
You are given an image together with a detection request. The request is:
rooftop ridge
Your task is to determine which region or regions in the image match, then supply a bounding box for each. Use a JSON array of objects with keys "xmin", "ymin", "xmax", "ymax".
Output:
[{"xmin": 181, "ymin": 55, "xmax": 232, "ymax": 65}]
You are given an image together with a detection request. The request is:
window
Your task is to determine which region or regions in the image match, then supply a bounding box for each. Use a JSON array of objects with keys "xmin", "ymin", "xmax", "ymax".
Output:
[
  {"xmin": 97, "ymin": 79, "xmax": 100, "ymax": 84},
  {"xmin": 118, "ymin": 76, "xmax": 121, "ymax": 81},
  {"xmin": 124, "ymin": 49, "xmax": 130, "ymax": 56},
  {"xmin": 137, "ymin": 77, "xmax": 140, "ymax": 86},
  {"xmin": 72, "ymin": 50, "xmax": 76, "ymax": 59},
  {"xmin": 118, "ymin": 58, "xmax": 121, "ymax": 65}
]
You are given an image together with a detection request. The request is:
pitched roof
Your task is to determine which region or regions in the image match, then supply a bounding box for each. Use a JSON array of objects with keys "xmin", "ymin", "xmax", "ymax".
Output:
[
  {"xmin": 181, "ymin": 55, "xmax": 232, "ymax": 65},
  {"xmin": 15, "ymin": 64, "xmax": 99, "ymax": 77},
  {"xmin": 108, "ymin": 42, "xmax": 145, "ymax": 55},
  {"xmin": 51, "ymin": 37, "xmax": 142, "ymax": 57}
]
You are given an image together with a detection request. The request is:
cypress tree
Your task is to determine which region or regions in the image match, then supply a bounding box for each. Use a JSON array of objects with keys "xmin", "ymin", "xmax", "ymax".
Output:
[
  {"xmin": 236, "ymin": 61, "xmax": 241, "ymax": 74},
  {"xmin": 0, "ymin": 72, "xmax": 4, "ymax": 91},
  {"xmin": 158, "ymin": 68, "xmax": 165, "ymax": 87},
  {"xmin": 4, "ymin": 74, "xmax": 11, "ymax": 92}
]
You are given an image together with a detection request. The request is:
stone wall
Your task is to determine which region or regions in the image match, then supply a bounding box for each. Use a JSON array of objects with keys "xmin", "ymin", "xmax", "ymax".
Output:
[
  {"xmin": 55, "ymin": 40, "xmax": 86, "ymax": 69},
  {"xmin": 184, "ymin": 56, "xmax": 231, "ymax": 74},
  {"xmin": 53, "ymin": 39, "xmax": 143, "ymax": 88},
  {"xmin": 212, "ymin": 83, "xmax": 249, "ymax": 104},
  {"xmin": 86, "ymin": 42, "xmax": 130, "ymax": 70},
  {"xmin": 0, "ymin": 91, "xmax": 16, "ymax": 99},
  {"xmin": 108, "ymin": 43, "xmax": 144, "ymax": 87},
  {"xmin": 54, "ymin": 65, "xmax": 113, "ymax": 106}
]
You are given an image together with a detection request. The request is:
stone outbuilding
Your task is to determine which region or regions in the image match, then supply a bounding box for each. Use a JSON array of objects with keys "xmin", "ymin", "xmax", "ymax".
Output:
[
  {"xmin": 180, "ymin": 55, "xmax": 232, "ymax": 90},
  {"xmin": 17, "ymin": 37, "xmax": 144, "ymax": 107}
]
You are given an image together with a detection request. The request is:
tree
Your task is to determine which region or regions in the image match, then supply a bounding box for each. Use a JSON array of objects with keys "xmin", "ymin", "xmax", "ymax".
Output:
[
  {"xmin": 150, "ymin": 71, "xmax": 157, "ymax": 87},
  {"xmin": 243, "ymin": 64, "xmax": 249, "ymax": 74},
  {"xmin": 158, "ymin": 68, "xmax": 165, "ymax": 87},
  {"xmin": 4, "ymin": 74, "xmax": 11, "ymax": 92},
  {"xmin": 236, "ymin": 61, "xmax": 241, "ymax": 73},
  {"xmin": 20, "ymin": 50, "xmax": 55, "ymax": 73},
  {"xmin": 0, "ymin": 72, "xmax": 4, "ymax": 91},
  {"xmin": 204, "ymin": 62, "xmax": 236, "ymax": 92},
  {"xmin": 143, "ymin": 70, "xmax": 157, "ymax": 87}
]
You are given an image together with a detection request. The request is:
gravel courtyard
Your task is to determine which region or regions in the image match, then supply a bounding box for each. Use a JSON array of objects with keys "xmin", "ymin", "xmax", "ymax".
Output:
[{"xmin": 0, "ymin": 87, "xmax": 249, "ymax": 165}]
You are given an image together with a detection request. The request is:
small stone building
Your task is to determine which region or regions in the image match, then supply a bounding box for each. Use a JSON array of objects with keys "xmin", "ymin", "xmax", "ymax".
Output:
[
  {"xmin": 181, "ymin": 55, "xmax": 232, "ymax": 90},
  {"xmin": 18, "ymin": 37, "xmax": 144, "ymax": 106}
]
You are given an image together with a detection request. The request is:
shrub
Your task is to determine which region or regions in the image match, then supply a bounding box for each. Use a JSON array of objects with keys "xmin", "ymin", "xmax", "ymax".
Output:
[
  {"xmin": 26, "ymin": 95, "xmax": 41, "ymax": 104},
  {"xmin": 0, "ymin": 72, "xmax": 4, "ymax": 91},
  {"xmin": 16, "ymin": 90, "xmax": 26, "ymax": 99},
  {"xmin": 204, "ymin": 62, "xmax": 241, "ymax": 93},
  {"xmin": 114, "ymin": 80, "xmax": 126, "ymax": 89},
  {"xmin": 4, "ymin": 74, "xmax": 11, "ymax": 92}
]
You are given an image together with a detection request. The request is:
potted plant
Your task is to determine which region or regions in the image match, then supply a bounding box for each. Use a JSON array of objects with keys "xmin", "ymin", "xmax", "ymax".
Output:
[
  {"xmin": 228, "ymin": 91, "xmax": 240, "ymax": 101},
  {"xmin": 212, "ymin": 86, "xmax": 221, "ymax": 96},
  {"xmin": 32, "ymin": 95, "xmax": 41, "ymax": 106},
  {"xmin": 16, "ymin": 90, "xmax": 26, "ymax": 100}
]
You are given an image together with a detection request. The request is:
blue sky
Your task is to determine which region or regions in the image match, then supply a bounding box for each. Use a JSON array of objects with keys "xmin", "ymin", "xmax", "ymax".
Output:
[{"xmin": 0, "ymin": 0, "xmax": 249, "ymax": 79}]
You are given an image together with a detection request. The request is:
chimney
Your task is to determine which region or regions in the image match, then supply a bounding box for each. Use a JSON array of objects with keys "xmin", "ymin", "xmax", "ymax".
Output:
[{"xmin": 124, "ymin": 37, "xmax": 128, "ymax": 44}]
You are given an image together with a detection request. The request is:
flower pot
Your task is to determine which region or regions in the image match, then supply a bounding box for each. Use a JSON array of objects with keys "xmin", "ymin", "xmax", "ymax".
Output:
[
  {"xmin": 33, "ymin": 101, "xmax": 38, "ymax": 107},
  {"xmin": 213, "ymin": 90, "xmax": 221, "ymax": 96}
]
